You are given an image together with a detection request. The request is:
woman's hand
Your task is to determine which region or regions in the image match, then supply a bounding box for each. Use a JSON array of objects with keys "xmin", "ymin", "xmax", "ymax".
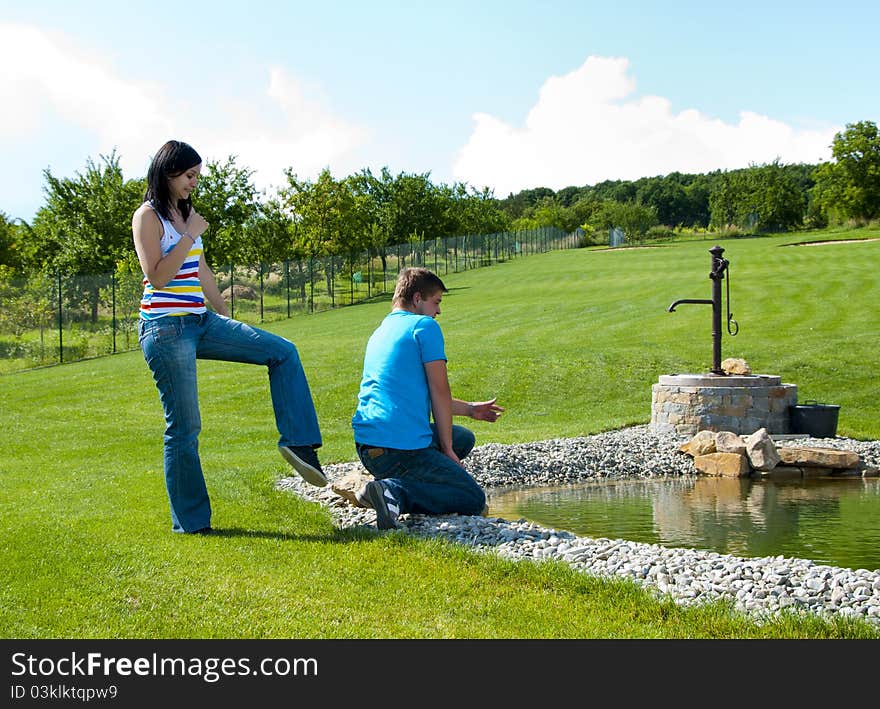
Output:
[{"xmin": 186, "ymin": 211, "xmax": 209, "ymax": 239}]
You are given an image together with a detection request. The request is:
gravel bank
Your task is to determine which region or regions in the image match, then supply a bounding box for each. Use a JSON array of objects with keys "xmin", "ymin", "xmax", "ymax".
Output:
[{"xmin": 277, "ymin": 425, "xmax": 880, "ymax": 627}]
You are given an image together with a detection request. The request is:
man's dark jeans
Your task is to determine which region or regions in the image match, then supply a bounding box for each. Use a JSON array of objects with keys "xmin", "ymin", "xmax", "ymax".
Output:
[{"xmin": 356, "ymin": 424, "xmax": 485, "ymax": 515}]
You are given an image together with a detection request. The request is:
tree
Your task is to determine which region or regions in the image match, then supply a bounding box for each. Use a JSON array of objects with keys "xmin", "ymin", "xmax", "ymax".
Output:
[
  {"xmin": 388, "ymin": 171, "xmax": 444, "ymax": 249},
  {"xmin": 511, "ymin": 196, "xmax": 577, "ymax": 232},
  {"xmin": 591, "ymin": 200, "xmax": 658, "ymax": 242},
  {"xmin": 570, "ymin": 198, "xmax": 603, "ymax": 234},
  {"xmin": 709, "ymin": 162, "xmax": 805, "ymax": 232},
  {"xmin": 99, "ymin": 253, "xmax": 145, "ymax": 350},
  {"xmin": 636, "ymin": 176, "xmax": 691, "ymax": 227},
  {"xmin": 281, "ymin": 169, "xmax": 361, "ymax": 298},
  {"xmin": 751, "ymin": 161, "xmax": 807, "ymax": 232},
  {"xmin": 684, "ymin": 173, "xmax": 713, "ymax": 228},
  {"xmin": 812, "ymin": 120, "xmax": 880, "ymax": 223},
  {"xmin": 440, "ymin": 182, "xmax": 510, "ymax": 237},
  {"xmin": 30, "ymin": 151, "xmax": 144, "ymax": 321},
  {"xmin": 282, "ymin": 169, "xmax": 357, "ymax": 256},
  {"xmin": 498, "ymin": 187, "xmax": 556, "ymax": 219},
  {"xmin": 195, "ymin": 155, "xmax": 259, "ymax": 267},
  {"xmin": 0, "ymin": 266, "xmax": 54, "ymax": 360},
  {"xmin": 555, "ymin": 185, "xmax": 584, "ymax": 207},
  {"xmin": 708, "ymin": 170, "xmax": 742, "ymax": 230},
  {"xmin": 32, "ymin": 150, "xmax": 144, "ymax": 275},
  {"xmin": 592, "ymin": 179, "xmax": 638, "ymax": 203},
  {"xmin": 0, "ymin": 212, "xmax": 21, "ymax": 271},
  {"xmin": 348, "ymin": 167, "xmax": 394, "ymax": 271},
  {"xmin": 242, "ymin": 196, "xmax": 297, "ymax": 265}
]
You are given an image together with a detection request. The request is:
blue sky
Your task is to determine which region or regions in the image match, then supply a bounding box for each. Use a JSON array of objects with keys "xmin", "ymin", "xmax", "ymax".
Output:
[{"xmin": 2, "ymin": 0, "xmax": 878, "ymax": 222}]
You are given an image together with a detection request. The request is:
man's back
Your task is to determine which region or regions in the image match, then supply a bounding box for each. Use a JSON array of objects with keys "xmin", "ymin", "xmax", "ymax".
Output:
[{"xmin": 351, "ymin": 310, "xmax": 446, "ymax": 449}]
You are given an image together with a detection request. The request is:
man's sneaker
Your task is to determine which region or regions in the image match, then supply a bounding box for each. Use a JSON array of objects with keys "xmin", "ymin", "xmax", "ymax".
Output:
[
  {"xmin": 279, "ymin": 445, "xmax": 328, "ymax": 487},
  {"xmin": 362, "ymin": 480, "xmax": 400, "ymax": 530},
  {"xmin": 354, "ymin": 484, "xmax": 373, "ymax": 509}
]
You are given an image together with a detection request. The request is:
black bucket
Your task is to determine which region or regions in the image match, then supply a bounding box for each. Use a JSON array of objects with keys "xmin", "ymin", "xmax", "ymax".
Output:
[{"xmin": 790, "ymin": 400, "xmax": 840, "ymax": 438}]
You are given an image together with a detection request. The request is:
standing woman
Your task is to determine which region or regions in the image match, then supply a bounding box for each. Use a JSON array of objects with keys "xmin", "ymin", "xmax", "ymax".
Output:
[{"xmin": 133, "ymin": 139, "xmax": 327, "ymax": 534}]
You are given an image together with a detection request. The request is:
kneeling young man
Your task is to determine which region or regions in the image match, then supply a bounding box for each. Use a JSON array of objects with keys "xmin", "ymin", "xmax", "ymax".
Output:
[{"xmin": 351, "ymin": 267, "xmax": 504, "ymax": 529}]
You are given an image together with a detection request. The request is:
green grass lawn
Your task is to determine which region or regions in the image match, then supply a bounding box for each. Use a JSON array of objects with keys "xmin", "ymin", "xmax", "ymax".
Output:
[{"xmin": 2, "ymin": 229, "xmax": 879, "ymax": 638}]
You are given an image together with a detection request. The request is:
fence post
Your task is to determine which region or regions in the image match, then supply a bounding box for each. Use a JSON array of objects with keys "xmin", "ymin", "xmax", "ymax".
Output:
[
  {"xmin": 286, "ymin": 260, "xmax": 291, "ymax": 318},
  {"xmin": 259, "ymin": 263, "xmax": 264, "ymax": 322},
  {"xmin": 309, "ymin": 257, "xmax": 314, "ymax": 313},
  {"xmin": 330, "ymin": 256, "xmax": 335, "ymax": 308},
  {"xmin": 57, "ymin": 273, "xmax": 63, "ymax": 364},
  {"xmin": 229, "ymin": 262, "xmax": 235, "ymax": 320},
  {"xmin": 111, "ymin": 271, "xmax": 117, "ymax": 354}
]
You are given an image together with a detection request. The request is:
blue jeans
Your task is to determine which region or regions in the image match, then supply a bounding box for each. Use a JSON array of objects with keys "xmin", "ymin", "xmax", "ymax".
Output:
[
  {"xmin": 138, "ymin": 312, "xmax": 322, "ymax": 532},
  {"xmin": 355, "ymin": 424, "xmax": 486, "ymax": 516}
]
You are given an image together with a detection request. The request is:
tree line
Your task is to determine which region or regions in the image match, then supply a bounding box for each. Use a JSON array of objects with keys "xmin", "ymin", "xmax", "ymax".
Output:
[
  {"xmin": 1, "ymin": 119, "xmax": 878, "ymax": 280},
  {"xmin": 498, "ymin": 120, "xmax": 880, "ymax": 241}
]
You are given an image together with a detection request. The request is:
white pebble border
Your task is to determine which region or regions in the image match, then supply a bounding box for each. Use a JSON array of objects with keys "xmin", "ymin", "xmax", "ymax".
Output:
[{"xmin": 277, "ymin": 425, "xmax": 880, "ymax": 628}]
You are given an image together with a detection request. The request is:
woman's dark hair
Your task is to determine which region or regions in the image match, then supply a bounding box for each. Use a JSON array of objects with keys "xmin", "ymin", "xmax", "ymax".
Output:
[{"xmin": 144, "ymin": 140, "xmax": 202, "ymax": 221}]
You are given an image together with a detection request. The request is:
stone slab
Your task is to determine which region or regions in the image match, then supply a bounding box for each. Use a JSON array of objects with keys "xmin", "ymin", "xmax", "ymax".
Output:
[
  {"xmin": 658, "ymin": 373, "xmax": 783, "ymax": 387},
  {"xmin": 778, "ymin": 446, "xmax": 861, "ymax": 469}
]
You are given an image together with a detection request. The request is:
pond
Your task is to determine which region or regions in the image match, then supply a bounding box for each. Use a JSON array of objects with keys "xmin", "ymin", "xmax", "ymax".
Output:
[{"xmin": 487, "ymin": 475, "xmax": 880, "ymax": 571}]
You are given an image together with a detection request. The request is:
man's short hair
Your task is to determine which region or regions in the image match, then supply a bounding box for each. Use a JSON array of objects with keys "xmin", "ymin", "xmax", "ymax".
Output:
[{"xmin": 393, "ymin": 267, "xmax": 447, "ymax": 305}]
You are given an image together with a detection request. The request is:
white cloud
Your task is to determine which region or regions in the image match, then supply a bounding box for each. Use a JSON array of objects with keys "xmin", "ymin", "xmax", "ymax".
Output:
[
  {"xmin": 453, "ymin": 56, "xmax": 839, "ymax": 196},
  {"xmin": 0, "ymin": 23, "xmax": 174, "ymax": 178},
  {"xmin": 0, "ymin": 23, "xmax": 367, "ymax": 210},
  {"xmin": 198, "ymin": 66, "xmax": 369, "ymax": 195}
]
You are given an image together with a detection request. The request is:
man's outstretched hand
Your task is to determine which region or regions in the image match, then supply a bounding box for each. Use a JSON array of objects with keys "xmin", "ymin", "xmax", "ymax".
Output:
[{"xmin": 472, "ymin": 397, "xmax": 504, "ymax": 423}]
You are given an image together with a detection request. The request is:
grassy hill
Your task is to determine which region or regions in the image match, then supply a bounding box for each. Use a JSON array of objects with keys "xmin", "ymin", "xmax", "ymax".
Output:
[{"xmin": 2, "ymin": 228, "xmax": 878, "ymax": 639}]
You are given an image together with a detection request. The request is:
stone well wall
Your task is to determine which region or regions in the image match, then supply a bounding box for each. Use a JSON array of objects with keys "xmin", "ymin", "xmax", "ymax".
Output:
[{"xmin": 650, "ymin": 374, "xmax": 797, "ymax": 436}]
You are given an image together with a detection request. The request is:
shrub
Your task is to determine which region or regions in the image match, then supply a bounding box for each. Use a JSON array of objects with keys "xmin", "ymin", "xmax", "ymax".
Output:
[{"xmin": 645, "ymin": 225, "xmax": 676, "ymax": 242}]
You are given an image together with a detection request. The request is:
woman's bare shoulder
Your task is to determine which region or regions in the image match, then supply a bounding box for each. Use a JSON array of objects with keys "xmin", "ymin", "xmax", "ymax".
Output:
[
  {"xmin": 132, "ymin": 202, "xmax": 162, "ymax": 238},
  {"xmin": 133, "ymin": 201, "xmax": 156, "ymax": 218}
]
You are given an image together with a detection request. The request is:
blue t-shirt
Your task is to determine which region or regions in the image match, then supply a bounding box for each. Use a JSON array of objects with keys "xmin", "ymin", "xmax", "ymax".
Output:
[{"xmin": 351, "ymin": 310, "xmax": 446, "ymax": 449}]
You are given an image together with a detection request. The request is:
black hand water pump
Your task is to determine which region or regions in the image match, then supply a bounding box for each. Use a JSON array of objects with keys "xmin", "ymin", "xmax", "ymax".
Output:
[{"xmin": 667, "ymin": 245, "xmax": 739, "ymax": 375}]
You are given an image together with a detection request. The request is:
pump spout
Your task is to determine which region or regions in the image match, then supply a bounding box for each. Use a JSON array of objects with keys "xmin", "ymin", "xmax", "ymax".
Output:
[{"xmin": 667, "ymin": 298, "xmax": 713, "ymax": 312}]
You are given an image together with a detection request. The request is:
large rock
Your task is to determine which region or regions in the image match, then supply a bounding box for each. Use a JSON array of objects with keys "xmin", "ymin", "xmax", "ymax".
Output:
[
  {"xmin": 693, "ymin": 452, "xmax": 751, "ymax": 477},
  {"xmin": 715, "ymin": 430, "xmax": 747, "ymax": 455},
  {"xmin": 678, "ymin": 430, "xmax": 717, "ymax": 457},
  {"xmin": 221, "ymin": 284, "xmax": 258, "ymax": 300},
  {"xmin": 721, "ymin": 357, "xmax": 752, "ymax": 375},
  {"xmin": 745, "ymin": 428, "xmax": 781, "ymax": 471},
  {"xmin": 330, "ymin": 469, "xmax": 373, "ymax": 507},
  {"xmin": 777, "ymin": 446, "xmax": 861, "ymax": 469}
]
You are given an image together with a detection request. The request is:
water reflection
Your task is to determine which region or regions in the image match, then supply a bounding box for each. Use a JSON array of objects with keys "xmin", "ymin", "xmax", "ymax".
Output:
[{"xmin": 487, "ymin": 476, "xmax": 880, "ymax": 571}]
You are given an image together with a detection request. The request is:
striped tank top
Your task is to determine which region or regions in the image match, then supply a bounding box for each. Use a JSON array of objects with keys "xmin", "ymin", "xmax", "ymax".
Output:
[{"xmin": 139, "ymin": 204, "xmax": 207, "ymax": 320}]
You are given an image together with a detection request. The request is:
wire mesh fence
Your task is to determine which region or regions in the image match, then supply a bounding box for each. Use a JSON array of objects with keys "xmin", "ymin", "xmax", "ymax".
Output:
[{"xmin": 0, "ymin": 227, "xmax": 576, "ymax": 374}]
